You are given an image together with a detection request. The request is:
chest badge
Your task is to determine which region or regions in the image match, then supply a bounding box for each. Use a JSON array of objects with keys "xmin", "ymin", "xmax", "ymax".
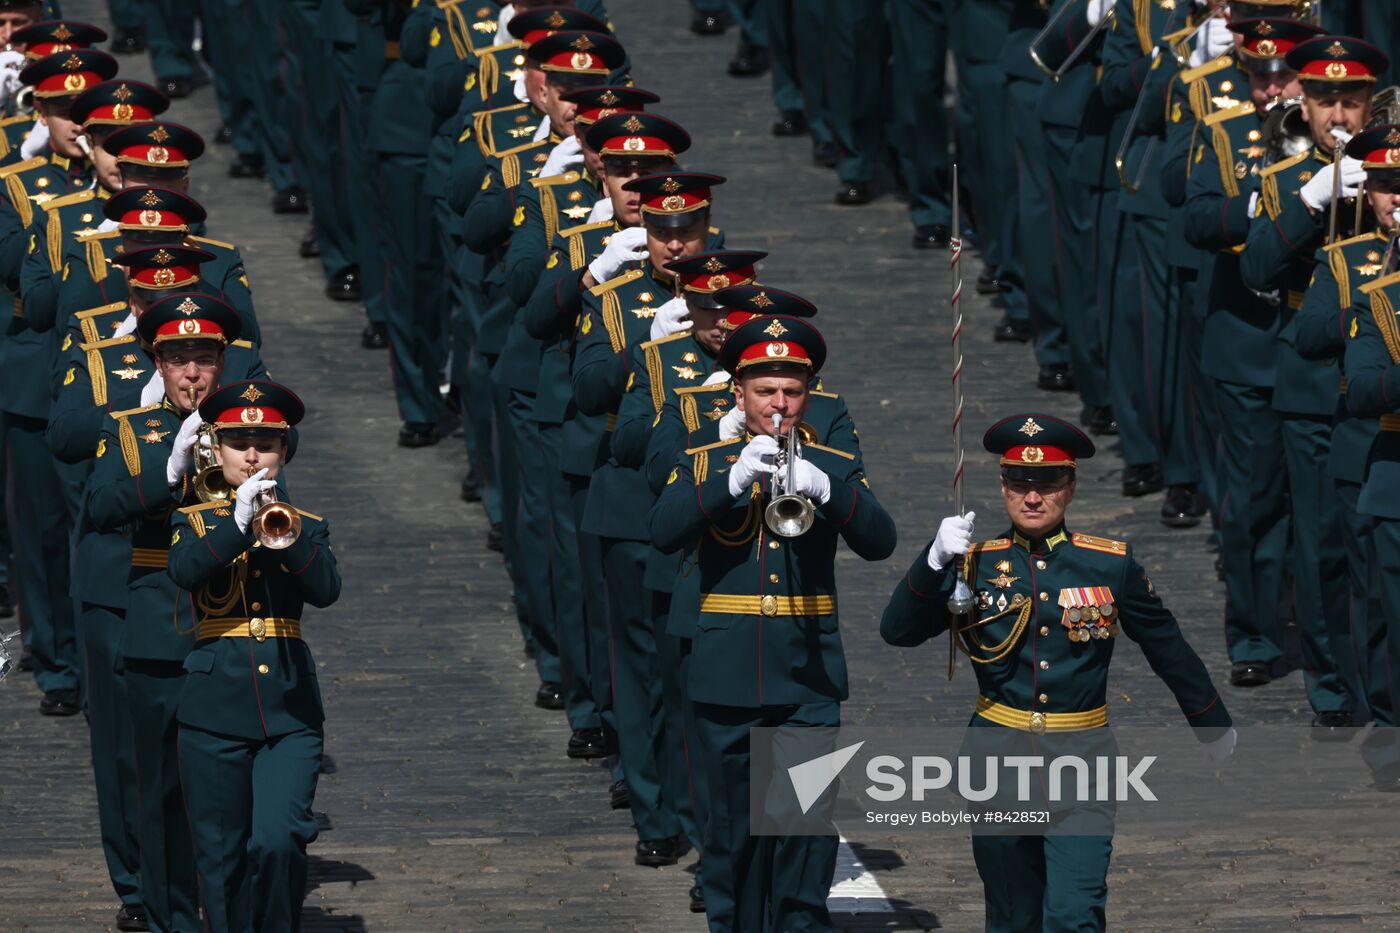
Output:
[
  {"xmin": 111, "ymin": 366, "xmax": 146, "ymax": 380},
  {"xmin": 1057, "ymin": 586, "xmax": 1119, "ymax": 641},
  {"xmin": 672, "ymin": 365, "xmax": 699, "ymax": 380},
  {"xmin": 140, "ymin": 429, "xmax": 170, "ymax": 444},
  {"xmin": 1356, "ymin": 249, "xmax": 1384, "ymax": 277},
  {"xmin": 986, "ymin": 571, "xmax": 1019, "ymax": 589}
]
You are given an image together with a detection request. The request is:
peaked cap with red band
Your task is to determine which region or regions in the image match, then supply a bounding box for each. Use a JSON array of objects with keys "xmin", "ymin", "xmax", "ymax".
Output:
[
  {"xmin": 1346, "ymin": 124, "xmax": 1400, "ymax": 170},
  {"xmin": 12, "ymin": 20, "xmax": 107, "ymax": 58},
  {"xmin": 625, "ymin": 170, "xmax": 723, "ymax": 229},
  {"xmin": 113, "ymin": 244, "xmax": 213, "ymax": 290},
  {"xmin": 506, "ymin": 7, "xmax": 608, "ymax": 47},
  {"xmin": 71, "ymin": 80, "xmax": 169, "ymax": 128},
  {"xmin": 102, "ymin": 121, "xmax": 205, "ymax": 168},
  {"xmin": 527, "ymin": 30, "xmax": 626, "ymax": 76},
  {"xmin": 1230, "ymin": 18, "xmax": 1323, "ymax": 73},
  {"xmin": 714, "ymin": 284, "xmax": 818, "ymax": 331},
  {"xmin": 20, "ymin": 48, "xmax": 117, "ymax": 98},
  {"xmin": 586, "ymin": 111, "xmax": 690, "ymax": 160},
  {"xmin": 664, "ymin": 250, "xmax": 766, "ymax": 295},
  {"xmin": 984, "ymin": 413, "xmax": 1096, "ymax": 475},
  {"xmin": 103, "ymin": 186, "xmax": 205, "ymax": 232},
  {"xmin": 1286, "ymin": 34, "xmax": 1389, "ymax": 85},
  {"xmin": 137, "ymin": 292, "xmax": 242, "ymax": 347},
  {"xmin": 562, "ymin": 85, "xmax": 658, "ymax": 127},
  {"xmin": 717, "ymin": 314, "xmax": 826, "ymax": 376},
  {"xmin": 199, "ymin": 380, "xmax": 305, "ymax": 434}
]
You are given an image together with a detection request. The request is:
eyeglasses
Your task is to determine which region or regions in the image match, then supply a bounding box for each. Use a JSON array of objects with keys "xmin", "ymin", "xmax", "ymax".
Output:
[{"xmin": 163, "ymin": 354, "xmax": 219, "ymax": 370}]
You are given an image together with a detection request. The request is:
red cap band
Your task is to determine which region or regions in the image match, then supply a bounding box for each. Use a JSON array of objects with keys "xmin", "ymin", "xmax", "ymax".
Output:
[
  {"xmin": 118, "ymin": 208, "xmax": 190, "ymax": 230},
  {"xmin": 114, "ymin": 143, "xmax": 190, "ymax": 167},
  {"xmin": 735, "ymin": 340, "xmax": 813, "ymax": 370},
  {"xmin": 153, "ymin": 317, "xmax": 229, "ymax": 343},
  {"xmin": 1000, "ymin": 445, "xmax": 1076, "ymax": 467},
  {"xmin": 638, "ymin": 187, "xmax": 710, "ymax": 215},
  {"xmin": 213, "ymin": 406, "xmax": 288, "ymax": 428},
  {"xmin": 129, "ymin": 263, "xmax": 199, "ymax": 289},
  {"xmin": 82, "ymin": 101, "xmax": 157, "ymax": 126},
  {"xmin": 1297, "ymin": 57, "xmax": 1377, "ymax": 81},
  {"xmin": 33, "ymin": 68, "xmax": 104, "ymax": 97},
  {"xmin": 541, "ymin": 49, "xmax": 609, "ymax": 74},
  {"xmin": 677, "ymin": 265, "xmax": 756, "ymax": 294}
]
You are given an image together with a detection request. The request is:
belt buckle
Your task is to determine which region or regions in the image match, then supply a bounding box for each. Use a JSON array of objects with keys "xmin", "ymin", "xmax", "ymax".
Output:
[
  {"xmin": 249, "ymin": 617, "xmax": 267, "ymax": 642},
  {"xmin": 1028, "ymin": 711, "xmax": 1047, "ymax": 735},
  {"xmin": 760, "ymin": 595, "xmax": 778, "ymax": 617}
]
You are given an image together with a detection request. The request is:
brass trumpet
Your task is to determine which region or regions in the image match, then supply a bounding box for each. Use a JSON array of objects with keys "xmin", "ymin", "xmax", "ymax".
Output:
[
  {"xmin": 187, "ymin": 387, "xmax": 231, "ymax": 503},
  {"xmin": 764, "ymin": 412, "xmax": 816, "ymax": 539},
  {"xmin": 251, "ymin": 488, "xmax": 301, "ymax": 550}
]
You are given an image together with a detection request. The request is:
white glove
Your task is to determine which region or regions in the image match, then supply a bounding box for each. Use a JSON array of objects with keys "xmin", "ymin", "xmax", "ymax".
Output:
[
  {"xmin": 703, "ymin": 368, "xmax": 731, "ymax": 386},
  {"xmin": 927, "ymin": 512, "xmax": 977, "ymax": 571},
  {"xmin": 165, "ymin": 411, "xmax": 202, "ymax": 486},
  {"xmin": 113, "ymin": 312, "xmax": 138, "ymax": 339},
  {"xmin": 1087, "ymin": 0, "xmax": 1115, "ymax": 27},
  {"xmin": 20, "ymin": 120, "xmax": 49, "ymax": 160},
  {"xmin": 139, "ymin": 371, "xmax": 165, "ymax": 407},
  {"xmin": 1188, "ymin": 15, "xmax": 1232, "ymax": 67},
  {"xmin": 587, "ymin": 196, "xmax": 615, "ymax": 223},
  {"xmin": 587, "ymin": 225, "xmax": 648, "ymax": 284},
  {"xmin": 0, "ymin": 49, "xmax": 24, "ymax": 74},
  {"xmin": 540, "ymin": 135, "xmax": 584, "ymax": 178},
  {"xmin": 234, "ymin": 467, "xmax": 278, "ymax": 534},
  {"xmin": 727, "ymin": 434, "xmax": 779, "ymax": 497},
  {"xmin": 787, "ymin": 458, "xmax": 831, "ymax": 505},
  {"xmin": 1300, "ymin": 157, "xmax": 1366, "ymax": 212},
  {"xmin": 493, "ymin": 3, "xmax": 515, "ymax": 45},
  {"xmin": 532, "ymin": 114, "xmax": 551, "ymax": 142},
  {"xmin": 97, "ymin": 217, "xmax": 119, "ymax": 233},
  {"xmin": 512, "ymin": 68, "xmax": 528, "ymax": 104},
  {"xmin": 0, "ymin": 70, "xmax": 20, "ymax": 107},
  {"xmin": 1200, "ymin": 727, "xmax": 1237, "ymax": 766},
  {"xmin": 649, "ymin": 297, "xmax": 690, "ymax": 341},
  {"xmin": 717, "ymin": 405, "xmax": 745, "ymax": 440}
]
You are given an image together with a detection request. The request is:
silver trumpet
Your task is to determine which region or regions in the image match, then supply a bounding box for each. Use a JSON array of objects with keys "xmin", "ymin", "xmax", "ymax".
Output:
[{"xmin": 765, "ymin": 412, "xmax": 815, "ymax": 538}]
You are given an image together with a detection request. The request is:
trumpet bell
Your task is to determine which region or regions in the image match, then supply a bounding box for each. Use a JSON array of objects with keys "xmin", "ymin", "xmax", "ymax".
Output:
[
  {"xmin": 765, "ymin": 493, "xmax": 815, "ymax": 539},
  {"xmin": 252, "ymin": 500, "xmax": 301, "ymax": 550},
  {"xmin": 193, "ymin": 465, "xmax": 231, "ymax": 503}
]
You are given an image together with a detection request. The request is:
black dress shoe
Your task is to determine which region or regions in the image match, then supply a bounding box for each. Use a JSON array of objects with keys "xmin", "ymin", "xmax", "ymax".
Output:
[
  {"xmin": 460, "ymin": 471, "xmax": 482, "ymax": 503},
  {"xmin": 1311, "ymin": 710, "xmax": 1352, "ymax": 739},
  {"xmin": 812, "ymin": 141, "xmax": 837, "ymax": 168},
  {"xmin": 272, "ymin": 186, "xmax": 309, "ymax": 214},
  {"xmin": 976, "ymin": 268, "xmax": 1004, "ymax": 295},
  {"xmin": 116, "ymin": 903, "xmax": 149, "ymax": 931},
  {"xmin": 215, "ymin": 124, "xmax": 233, "ymax": 145},
  {"xmin": 39, "ymin": 688, "xmax": 80, "ymax": 716},
  {"xmin": 360, "ymin": 322, "xmax": 388, "ymax": 349},
  {"xmin": 486, "ymin": 523, "xmax": 503, "ymax": 552},
  {"xmin": 110, "ymin": 28, "xmax": 147, "ymax": 55},
  {"xmin": 1230, "ymin": 661, "xmax": 1272, "ymax": 687},
  {"xmin": 912, "ymin": 224, "xmax": 950, "ymax": 250},
  {"xmin": 228, "ymin": 153, "xmax": 265, "ymax": 179},
  {"xmin": 0, "ymin": 582, "xmax": 13, "ymax": 618},
  {"xmin": 567, "ymin": 727, "xmax": 606, "ymax": 759},
  {"xmin": 397, "ymin": 421, "xmax": 440, "ymax": 448},
  {"xmin": 299, "ymin": 226, "xmax": 319, "ymax": 259},
  {"xmin": 1215, "ymin": 553, "xmax": 1224, "ymax": 581},
  {"xmin": 1121, "ymin": 463, "xmax": 1164, "ymax": 497},
  {"xmin": 772, "ymin": 110, "xmax": 807, "ymax": 136},
  {"xmin": 1088, "ymin": 406, "xmax": 1117, "ymax": 436},
  {"xmin": 534, "ymin": 682, "xmax": 564, "ymax": 710},
  {"xmin": 727, "ymin": 39, "xmax": 769, "ymax": 77},
  {"xmin": 159, "ymin": 76, "xmax": 192, "ymax": 99},
  {"xmin": 325, "ymin": 267, "xmax": 362, "ymax": 302},
  {"xmin": 690, "ymin": 11, "xmax": 726, "ymax": 35},
  {"xmin": 834, "ymin": 182, "xmax": 871, "ymax": 205},
  {"xmin": 1037, "ymin": 364, "xmax": 1075, "ymax": 392},
  {"xmin": 1160, "ymin": 485, "xmax": 1203, "ymax": 528},
  {"xmin": 609, "ymin": 778, "xmax": 630, "ymax": 810},
  {"xmin": 993, "ymin": 317, "xmax": 1031, "ymax": 343},
  {"xmin": 635, "ymin": 838, "xmax": 680, "ymax": 867},
  {"xmin": 689, "ymin": 883, "xmax": 706, "ymax": 913}
]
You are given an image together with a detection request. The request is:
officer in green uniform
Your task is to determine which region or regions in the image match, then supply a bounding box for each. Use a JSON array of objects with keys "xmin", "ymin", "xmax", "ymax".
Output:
[
  {"xmin": 1184, "ymin": 20, "xmax": 1308, "ymax": 688},
  {"xmin": 881, "ymin": 412, "xmax": 1234, "ymax": 931},
  {"xmin": 0, "ymin": 48, "xmax": 113, "ymax": 716},
  {"xmin": 821, "ymin": 0, "xmax": 884, "ymax": 204},
  {"xmin": 141, "ymin": 0, "xmax": 198, "ymax": 97},
  {"xmin": 0, "ymin": 20, "xmax": 108, "ymax": 165},
  {"xmin": 766, "ymin": 0, "xmax": 829, "ymax": 163},
  {"xmin": 1238, "ymin": 35, "xmax": 1388, "ymax": 726},
  {"xmin": 85, "ymin": 293, "xmax": 245, "ymax": 933},
  {"xmin": 1295, "ymin": 127, "xmax": 1400, "ymax": 736},
  {"xmin": 651, "ymin": 314, "xmax": 894, "ymax": 931},
  {"xmin": 167, "ymin": 380, "xmax": 336, "ymax": 933}
]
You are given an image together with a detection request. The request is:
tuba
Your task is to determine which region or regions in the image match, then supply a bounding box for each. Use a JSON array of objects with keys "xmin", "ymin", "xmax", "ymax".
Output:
[
  {"xmin": 251, "ymin": 488, "xmax": 301, "ymax": 549},
  {"xmin": 764, "ymin": 412, "xmax": 816, "ymax": 539}
]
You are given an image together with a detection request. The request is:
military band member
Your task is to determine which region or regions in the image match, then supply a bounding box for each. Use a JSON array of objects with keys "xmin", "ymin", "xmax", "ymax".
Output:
[
  {"xmin": 881, "ymin": 413, "xmax": 1233, "ymax": 932},
  {"xmin": 651, "ymin": 315, "xmax": 895, "ymax": 931},
  {"xmin": 167, "ymin": 380, "xmax": 336, "ymax": 933},
  {"xmin": 0, "ymin": 19, "xmax": 107, "ymax": 167}
]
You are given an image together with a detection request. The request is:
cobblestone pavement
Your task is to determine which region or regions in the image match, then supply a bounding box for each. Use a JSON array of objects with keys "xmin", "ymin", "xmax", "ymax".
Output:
[{"xmin": 3, "ymin": 2, "xmax": 1398, "ymax": 931}]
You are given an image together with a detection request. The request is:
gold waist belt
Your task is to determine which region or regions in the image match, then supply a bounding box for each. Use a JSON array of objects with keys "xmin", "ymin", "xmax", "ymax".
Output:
[
  {"xmin": 196, "ymin": 617, "xmax": 301, "ymax": 643},
  {"xmin": 975, "ymin": 696, "xmax": 1108, "ymax": 734},
  {"xmin": 1287, "ymin": 290, "xmax": 1305, "ymax": 310},
  {"xmin": 699, "ymin": 594, "xmax": 836, "ymax": 618},
  {"xmin": 130, "ymin": 547, "xmax": 168, "ymax": 568},
  {"xmin": 1340, "ymin": 376, "xmax": 1348, "ymax": 395},
  {"xmin": 385, "ymin": 40, "xmax": 401, "ymax": 59},
  {"xmin": 1381, "ymin": 413, "xmax": 1400, "ymax": 432}
]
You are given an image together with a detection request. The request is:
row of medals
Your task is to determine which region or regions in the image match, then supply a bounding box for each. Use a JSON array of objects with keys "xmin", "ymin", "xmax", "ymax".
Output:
[{"xmin": 1063, "ymin": 603, "xmax": 1120, "ymax": 642}]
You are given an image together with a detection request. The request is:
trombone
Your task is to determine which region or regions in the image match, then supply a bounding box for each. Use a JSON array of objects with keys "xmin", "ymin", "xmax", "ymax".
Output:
[
  {"xmin": 764, "ymin": 412, "xmax": 815, "ymax": 538},
  {"xmin": 1028, "ymin": 0, "xmax": 1114, "ymax": 82}
]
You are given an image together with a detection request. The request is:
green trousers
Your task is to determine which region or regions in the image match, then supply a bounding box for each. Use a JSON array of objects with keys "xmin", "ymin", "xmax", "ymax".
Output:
[
  {"xmin": 179, "ymin": 724, "xmax": 322, "ymax": 933},
  {"xmin": 570, "ymin": 475, "xmax": 616, "ymax": 746},
  {"xmin": 201, "ymin": 0, "xmax": 267, "ymax": 163},
  {"xmin": 1214, "ymin": 381, "xmax": 1288, "ymax": 665},
  {"xmin": 125, "ymin": 658, "xmax": 199, "ymax": 933},
  {"xmin": 1008, "ymin": 76, "xmax": 1068, "ymax": 362},
  {"xmin": 6, "ymin": 414, "xmax": 77, "ymax": 694},
  {"xmin": 1362, "ymin": 519, "xmax": 1400, "ymax": 779},
  {"xmin": 503, "ymin": 388, "xmax": 563, "ymax": 688},
  {"xmin": 1336, "ymin": 480, "xmax": 1374, "ymax": 717},
  {"xmin": 107, "ymin": 0, "xmax": 145, "ymax": 29},
  {"xmin": 142, "ymin": 0, "xmax": 197, "ymax": 79},
  {"xmin": 955, "ymin": 55, "xmax": 1015, "ymax": 277},
  {"xmin": 655, "ymin": 597, "xmax": 704, "ymax": 864},
  {"xmin": 888, "ymin": 0, "xmax": 950, "ymax": 229},
  {"xmin": 242, "ymin": 0, "xmax": 300, "ymax": 192},
  {"xmin": 693, "ymin": 701, "xmax": 839, "ymax": 932},
  {"xmin": 1177, "ymin": 265, "xmax": 1220, "ymax": 511},
  {"xmin": 822, "ymin": 0, "xmax": 886, "ymax": 186},
  {"xmin": 767, "ymin": 0, "xmax": 831, "ymax": 146},
  {"xmin": 330, "ymin": 44, "xmax": 387, "ymax": 327},
  {"xmin": 972, "ymin": 833, "xmax": 1113, "ymax": 932},
  {"xmin": 78, "ymin": 603, "xmax": 141, "ymax": 908},
  {"xmin": 1105, "ymin": 206, "xmax": 1162, "ymax": 469}
]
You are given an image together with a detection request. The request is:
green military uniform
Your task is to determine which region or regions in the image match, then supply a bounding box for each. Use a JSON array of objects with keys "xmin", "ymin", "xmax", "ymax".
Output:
[
  {"xmin": 821, "ymin": 0, "xmax": 885, "ymax": 190},
  {"xmin": 165, "ymin": 380, "xmax": 336, "ymax": 933},
  {"xmin": 650, "ymin": 314, "xmax": 896, "ymax": 930},
  {"xmin": 142, "ymin": 0, "xmax": 198, "ymax": 84},
  {"xmin": 888, "ymin": 0, "xmax": 949, "ymax": 235},
  {"xmin": 880, "ymin": 413, "xmax": 1231, "ymax": 931},
  {"xmin": 766, "ymin": 0, "xmax": 830, "ymax": 152},
  {"xmin": 0, "ymin": 113, "xmax": 39, "ymax": 168}
]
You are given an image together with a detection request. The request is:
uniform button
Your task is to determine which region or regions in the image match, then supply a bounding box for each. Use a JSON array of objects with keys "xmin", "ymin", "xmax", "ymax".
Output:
[
  {"xmin": 1039, "ymin": 693, "xmax": 1049, "ymax": 704},
  {"xmin": 251, "ymin": 602, "xmax": 262, "ymax": 612},
  {"xmin": 252, "ymin": 570, "xmax": 262, "ymax": 578},
  {"xmin": 768, "ymin": 540, "xmax": 780, "ymax": 550},
  {"xmin": 769, "ymin": 573, "xmax": 779, "ymax": 583},
  {"xmin": 1036, "ymin": 560, "xmax": 1046, "ymax": 570},
  {"xmin": 1039, "ymin": 626, "xmax": 1049, "ymax": 636},
  {"xmin": 1039, "ymin": 592, "xmax": 1048, "ymax": 601},
  {"xmin": 257, "ymin": 664, "xmax": 269, "ymax": 675},
  {"xmin": 1039, "ymin": 660, "xmax": 1049, "ymax": 670}
]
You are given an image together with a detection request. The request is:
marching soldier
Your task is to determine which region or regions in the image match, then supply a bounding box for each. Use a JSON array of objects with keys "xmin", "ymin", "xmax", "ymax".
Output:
[
  {"xmin": 651, "ymin": 314, "xmax": 895, "ymax": 931},
  {"xmin": 169, "ymin": 380, "xmax": 336, "ymax": 933},
  {"xmin": 881, "ymin": 413, "xmax": 1234, "ymax": 931},
  {"xmin": 0, "ymin": 20, "xmax": 108, "ymax": 167}
]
